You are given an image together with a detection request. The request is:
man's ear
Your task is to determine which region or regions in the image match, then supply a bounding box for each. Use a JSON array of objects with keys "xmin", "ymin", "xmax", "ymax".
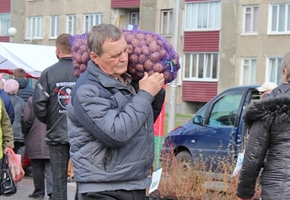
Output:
[
  {"xmin": 90, "ymin": 52, "xmax": 99, "ymax": 65},
  {"xmin": 55, "ymin": 47, "xmax": 60, "ymax": 55}
]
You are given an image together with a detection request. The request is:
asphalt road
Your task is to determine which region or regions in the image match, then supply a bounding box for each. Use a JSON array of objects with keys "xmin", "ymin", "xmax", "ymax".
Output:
[{"xmin": 1, "ymin": 177, "xmax": 76, "ymax": 200}]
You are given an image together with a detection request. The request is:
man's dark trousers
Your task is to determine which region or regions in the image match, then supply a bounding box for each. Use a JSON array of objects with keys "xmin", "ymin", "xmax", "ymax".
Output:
[
  {"xmin": 49, "ymin": 143, "xmax": 70, "ymax": 200},
  {"xmin": 80, "ymin": 189, "xmax": 146, "ymax": 200}
]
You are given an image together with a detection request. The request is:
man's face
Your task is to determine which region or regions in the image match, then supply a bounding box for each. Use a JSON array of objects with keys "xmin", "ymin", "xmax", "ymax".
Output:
[{"xmin": 90, "ymin": 35, "xmax": 128, "ymax": 78}]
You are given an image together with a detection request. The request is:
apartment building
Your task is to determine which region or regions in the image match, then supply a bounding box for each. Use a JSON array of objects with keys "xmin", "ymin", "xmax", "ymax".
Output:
[
  {"xmin": 234, "ymin": 1, "xmax": 290, "ymax": 87},
  {"xmin": 1, "ymin": 0, "xmax": 290, "ymax": 114},
  {"xmin": 0, "ymin": 0, "xmax": 11, "ymax": 42}
]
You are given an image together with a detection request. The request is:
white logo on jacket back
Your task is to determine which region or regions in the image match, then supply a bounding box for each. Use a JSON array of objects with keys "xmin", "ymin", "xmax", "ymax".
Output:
[{"xmin": 54, "ymin": 82, "xmax": 75, "ymax": 111}]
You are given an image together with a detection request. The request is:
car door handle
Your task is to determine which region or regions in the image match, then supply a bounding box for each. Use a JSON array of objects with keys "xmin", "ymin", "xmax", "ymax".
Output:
[{"xmin": 191, "ymin": 140, "xmax": 195, "ymax": 143}]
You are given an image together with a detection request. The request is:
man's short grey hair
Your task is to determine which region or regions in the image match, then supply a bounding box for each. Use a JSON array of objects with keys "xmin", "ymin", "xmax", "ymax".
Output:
[{"xmin": 87, "ymin": 24, "xmax": 123, "ymax": 56}]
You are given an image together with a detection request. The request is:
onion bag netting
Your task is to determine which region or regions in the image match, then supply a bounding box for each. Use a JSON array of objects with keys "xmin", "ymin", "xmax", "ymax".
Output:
[
  {"xmin": 69, "ymin": 30, "xmax": 181, "ymax": 84},
  {"xmin": 68, "ymin": 33, "xmax": 89, "ymax": 78},
  {"xmin": 123, "ymin": 29, "xmax": 180, "ymax": 84}
]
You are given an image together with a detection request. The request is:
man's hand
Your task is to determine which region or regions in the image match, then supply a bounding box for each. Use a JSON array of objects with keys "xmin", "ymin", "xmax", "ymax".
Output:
[{"xmin": 139, "ymin": 72, "xmax": 164, "ymax": 97}]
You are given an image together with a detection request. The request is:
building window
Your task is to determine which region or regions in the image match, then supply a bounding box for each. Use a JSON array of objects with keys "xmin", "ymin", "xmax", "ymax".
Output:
[
  {"xmin": 241, "ymin": 58, "xmax": 256, "ymax": 84},
  {"xmin": 269, "ymin": 3, "xmax": 290, "ymax": 34},
  {"xmin": 185, "ymin": 1, "xmax": 220, "ymax": 30},
  {"xmin": 50, "ymin": 15, "xmax": 60, "ymax": 38},
  {"xmin": 130, "ymin": 12, "xmax": 139, "ymax": 26},
  {"xmin": 84, "ymin": 13, "xmax": 103, "ymax": 33},
  {"xmin": 268, "ymin": 57, "xmax": 282, "ymax": 84},
  {"xmin": 67, "ymin": 15, "xmax": 76, "ymax": 35},
  {"xmin": 161, "ymin": 10, "xmax": 173, "ymax": 35},
  {"xmin": 243, "ymin": 5, "xmax": 258, "ymax": 33},
  {"xmin": 184, "ymin": 53, "xmax": 218, "ymax": 80},
  {"xmin": 0, "ymin": 14, "xmax": 9, "ymax": 36},
  {"xmin": 27, "ymin": 16, "xmax": 43, "ymax": 39}
]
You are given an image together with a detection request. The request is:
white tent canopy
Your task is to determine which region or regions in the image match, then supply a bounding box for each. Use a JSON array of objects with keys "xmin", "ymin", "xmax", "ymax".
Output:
[{"xmin": 0, "ymin": 42, "xmax": 58, "ymax": 78}]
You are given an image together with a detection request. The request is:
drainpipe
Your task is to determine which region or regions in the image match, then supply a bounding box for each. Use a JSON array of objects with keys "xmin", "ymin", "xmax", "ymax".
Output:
[{"xmin": 167, "ymin": 0, "xmax": 180, "ymax": 133}]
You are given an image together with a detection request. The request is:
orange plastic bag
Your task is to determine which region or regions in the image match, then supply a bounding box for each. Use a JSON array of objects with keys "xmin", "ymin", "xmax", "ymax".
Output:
[{"xmin": 7, "ymin": 148, "xmax": 25, "ymax": 182}]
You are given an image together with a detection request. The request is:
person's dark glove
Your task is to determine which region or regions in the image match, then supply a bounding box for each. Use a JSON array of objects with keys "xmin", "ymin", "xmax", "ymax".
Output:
[
  {"xmin": 131, "ymin": 80, "xmax": 165, "ymax": 122},
  {"xmin": 151, "ymin": 87, "xmax": 166, "ymax": 122}
]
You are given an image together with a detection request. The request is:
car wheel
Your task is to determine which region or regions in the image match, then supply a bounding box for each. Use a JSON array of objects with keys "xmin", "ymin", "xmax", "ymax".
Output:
[{"xmin": 175, "ymin": 151, "xmax": 193, "ymax": 172}]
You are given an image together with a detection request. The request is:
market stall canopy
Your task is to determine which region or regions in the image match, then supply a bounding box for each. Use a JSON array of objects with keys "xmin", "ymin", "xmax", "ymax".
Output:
[{"xmin": 0, "ymin": 42, "xmax": 58, "ymax": 78}]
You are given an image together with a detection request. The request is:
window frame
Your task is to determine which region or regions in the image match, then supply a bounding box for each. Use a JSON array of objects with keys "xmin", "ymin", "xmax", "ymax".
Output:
[
  {"xmin": 0, "ymin": 13, "xmax": 10, "ymax": 36},
  {"xmin": 66, "ymin": 14, "xmax": 77, "ymax": 36},
  {"xmin": 268, "ymin": 3, "xmax": 290, "ymax": 34},
  {"xmin": 130, "ymin": 11, "xmax": 139, "ymax": 26},
  {"xmin": 184, "ymin": 1, "xmax": 221, "ymax": 31},
  {"xmin": 183, "ymin": 53, "xmax": 219, "ymax": 81},
  {"xmin": 266, "ymin": 57, "xmax": 283, "ymax": 85},
  {"xmin": 242, "ymin": 5, "xmax": 259, "ymax": 34},
  {"xmin": 83, "ymin": 13, "xmax": 103, "ymax": 33},
  {"xmin": 26, "ymin": 16, "xmax": 43, "ymax": 40},
  {"xmin": 50, "ymin": 15, "xmax": 60, "ymax": 39},
  {"xmin": 161, "ymin": 9, "xmax": 173, "ymax": 35},
  {"xmin": 240, "ymin": 58, "xmax": 257, "ymax": 85}
]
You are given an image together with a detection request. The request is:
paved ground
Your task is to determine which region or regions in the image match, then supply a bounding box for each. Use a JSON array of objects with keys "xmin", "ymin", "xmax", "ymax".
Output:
[{"xmin": 1, "ymin": 176, "xmax": 76, "ymax": 200}]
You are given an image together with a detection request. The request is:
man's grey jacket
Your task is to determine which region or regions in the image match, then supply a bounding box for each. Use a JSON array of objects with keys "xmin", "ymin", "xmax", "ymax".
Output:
[{"xmin": 67, "ymin": 60, "xmax": 165, "ymax": 193}]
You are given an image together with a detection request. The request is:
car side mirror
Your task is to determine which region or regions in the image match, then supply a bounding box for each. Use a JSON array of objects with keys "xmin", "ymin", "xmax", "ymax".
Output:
[{"xmin": 193, "ymin": 115, "xmax": 203, "ymax": 125}]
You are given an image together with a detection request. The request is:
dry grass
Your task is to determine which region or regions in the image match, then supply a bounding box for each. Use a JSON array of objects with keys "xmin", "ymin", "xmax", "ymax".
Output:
[{"xmin": 149, "ymin": 144, "xmax": 261, "ymax": 200}]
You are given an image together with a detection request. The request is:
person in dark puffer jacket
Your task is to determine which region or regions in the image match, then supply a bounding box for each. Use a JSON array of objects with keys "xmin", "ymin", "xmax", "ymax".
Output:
[
  {"xmin": 237, "ymin": 51, "xmax": 290, "ymax": 200},
  {"xmin": 0, "ymin": 97, "xmax": 14, "ymax": 165},
  {"xmin": 13, "ymin": 68, "xmax": 34, "ymax": 102},
  {"xmin": 0, "ymin": 80, "xmax": 14, "ymax": 124},
  {"xmin": 13, "ymin": 68, "xmax": 34, "ymax": 177}
]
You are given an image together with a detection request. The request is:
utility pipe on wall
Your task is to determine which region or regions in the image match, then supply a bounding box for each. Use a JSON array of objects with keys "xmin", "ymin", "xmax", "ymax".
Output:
[{"xmin": 167, "ymin": 0, "xmax": 180, "ymax": 133}]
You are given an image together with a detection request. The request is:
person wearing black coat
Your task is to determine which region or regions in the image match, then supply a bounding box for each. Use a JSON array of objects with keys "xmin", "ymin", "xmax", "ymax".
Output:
[
  {"xmin": 22, "ymin": 97, "xmax": 52, "ymax": 199},
  {"xmin": 33, "ymin": 33, "xmax": 76, "ymax": 200},
  {"xmin": 237, "ymin": 51, "xmax": 290, "ymax": 200}
]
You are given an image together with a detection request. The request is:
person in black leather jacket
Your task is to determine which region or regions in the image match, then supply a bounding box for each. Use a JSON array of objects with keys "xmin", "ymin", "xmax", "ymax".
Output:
[
  {"xmin": 237, "ymin": 51, "xmax": 290, "ymax": 200},
  {"xmin": 33, "ymin": 33, "xmax": 76, "ymax": 200}
]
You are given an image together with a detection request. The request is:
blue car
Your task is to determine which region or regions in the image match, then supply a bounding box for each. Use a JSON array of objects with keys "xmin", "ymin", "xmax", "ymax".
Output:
[{"xmin": 161, "ymin": 85, "xmax": 260, "ymax": 174}]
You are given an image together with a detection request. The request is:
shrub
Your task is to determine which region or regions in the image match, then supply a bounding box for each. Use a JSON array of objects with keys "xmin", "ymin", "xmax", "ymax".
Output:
[{"xmin": 153, "ymin": 143, "xmax": 261, "ymax": 200}]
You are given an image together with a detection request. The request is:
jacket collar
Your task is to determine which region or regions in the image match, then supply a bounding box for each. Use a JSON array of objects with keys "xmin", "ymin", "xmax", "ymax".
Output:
[
  {"xmin": 243, "ymin": 94, "xmax": 290, "ymax": 127},
  {"xmin": 86, "ymin": 60, "xmax": 132, "ymax": 87}
]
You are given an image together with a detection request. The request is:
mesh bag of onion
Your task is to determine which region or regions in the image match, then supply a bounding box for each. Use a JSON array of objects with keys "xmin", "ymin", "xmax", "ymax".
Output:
[
  {"xmin": 69, "ymin": 30, "xmax": 181, "ymax": 84},
  {"xmin": 68, "ymin": 33, "xmax": 89, "ymax": 78},
  {"xmin": 123, "ymin": 29, "xmax": 180, "ymax": 84}
]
